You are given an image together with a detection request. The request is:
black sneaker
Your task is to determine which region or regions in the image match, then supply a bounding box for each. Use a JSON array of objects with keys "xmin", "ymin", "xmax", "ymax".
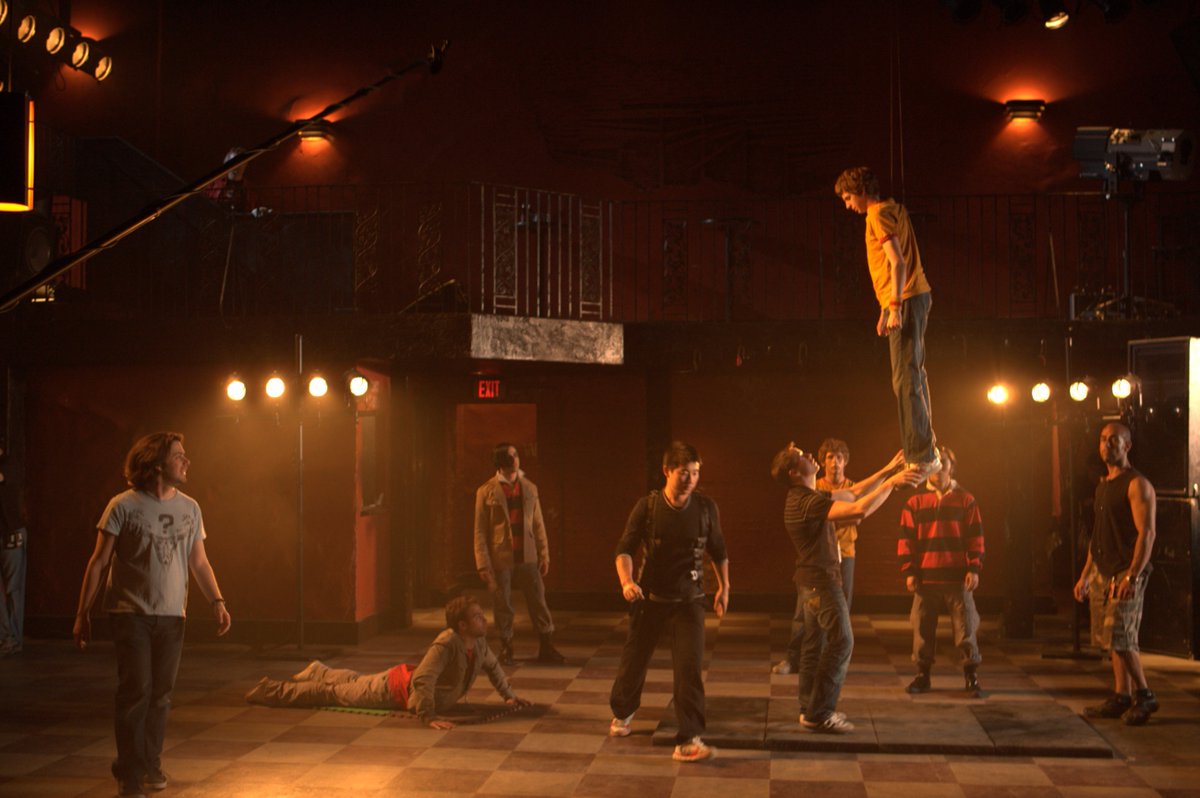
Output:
[
  {"xmin": 1122, "ymin": 689, "xmax": 1159, "ymax": 726},
  {"xmin": 1083, "ymin": 692, "xmax": 1132, "ymax": 718},
  {"xmin": 116, "ymin": 777, "xmax": 146, "ymax": 798},
  {"xmin": 499, "ymin": 641, "xmax": 515, "ymax": 667},
  {"xmin": 906, "ymin": 673, "xmax": 931, "ymax": 694},
  {"xmin": 144, "ymin": 769, "xmax": 169, "ymax": 791},
  {"xmin": 964, "ymin": 669, "xmax": 983, "ymax": 697}
]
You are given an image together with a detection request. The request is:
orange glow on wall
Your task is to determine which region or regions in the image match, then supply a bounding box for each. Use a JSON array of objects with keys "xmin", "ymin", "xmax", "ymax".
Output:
[{"xmin": 0, "ymin": 94, "xmax": 34, "ymax": 212}]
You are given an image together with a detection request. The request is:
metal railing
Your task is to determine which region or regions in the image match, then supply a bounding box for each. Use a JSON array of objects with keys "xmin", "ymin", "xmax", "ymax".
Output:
[{"xmin": 33, "ymin": 183, "xmax": 1200, "ymax": 322}]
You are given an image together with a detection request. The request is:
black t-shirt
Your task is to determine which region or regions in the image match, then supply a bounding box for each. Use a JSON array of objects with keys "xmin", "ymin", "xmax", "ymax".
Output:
[
  {"xmin": 616, "ymin": 491, "xmax": 727, "ymax": 600},
  {"xmin": 784, "ymin": 484, "xmax": 839, "ymax": 588}
]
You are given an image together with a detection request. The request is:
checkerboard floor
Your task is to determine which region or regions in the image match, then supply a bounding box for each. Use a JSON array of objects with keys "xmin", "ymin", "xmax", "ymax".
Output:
[{"xmin": 3, "ymin": 609, "xmax": 1200, "ymax": 797}]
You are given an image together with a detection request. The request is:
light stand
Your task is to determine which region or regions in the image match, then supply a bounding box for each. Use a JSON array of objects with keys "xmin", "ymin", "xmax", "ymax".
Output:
[
  {"xmin": 1071, "ymin": 127, "xmax": 1194, "ymax": 321},
  {"xmin": 1043, "ymin": 327, "xmax": 1101, "ymax": 660}
]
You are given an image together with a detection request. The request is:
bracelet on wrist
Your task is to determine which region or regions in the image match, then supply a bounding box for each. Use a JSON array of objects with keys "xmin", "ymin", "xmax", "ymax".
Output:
[{"xmin": 212, "ymin": 597, "xmax": 226, "ymax": 606}]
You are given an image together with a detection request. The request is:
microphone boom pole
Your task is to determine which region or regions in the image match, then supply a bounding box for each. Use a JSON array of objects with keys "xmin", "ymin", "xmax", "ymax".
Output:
[{"xmin": 0, "ymin": 40, "xmax": 450, "ymax": 314}]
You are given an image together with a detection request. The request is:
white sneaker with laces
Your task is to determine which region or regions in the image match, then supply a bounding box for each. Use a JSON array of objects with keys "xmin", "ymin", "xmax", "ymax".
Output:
[
  {"xmin": 672, "ymin": 736, "xmax": 717, "ymax": 762},
  {"xmin": 609, "ymin": 713, "xmax": 634, "ymax": 737},
  {"xmin": 800, "ymin": 711, "xmax": 854, "ymax": 734}
]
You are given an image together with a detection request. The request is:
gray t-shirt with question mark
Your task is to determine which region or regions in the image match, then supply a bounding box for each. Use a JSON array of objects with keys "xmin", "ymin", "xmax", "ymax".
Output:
[{"xmin": 98, "ymin": 489, "xmax": 206, "ymax": 617}]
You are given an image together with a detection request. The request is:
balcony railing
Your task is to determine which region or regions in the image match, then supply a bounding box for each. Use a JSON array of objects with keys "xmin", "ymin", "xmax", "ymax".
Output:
[{"xmin": 38, "ymin": 182, "xmax": 1200, "ymax": 322}]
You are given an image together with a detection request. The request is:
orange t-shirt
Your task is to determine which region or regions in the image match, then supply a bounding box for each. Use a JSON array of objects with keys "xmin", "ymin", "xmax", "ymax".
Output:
[{"xmin": 865, "ymin": 199, "xmax": 931, "ymax": 308}]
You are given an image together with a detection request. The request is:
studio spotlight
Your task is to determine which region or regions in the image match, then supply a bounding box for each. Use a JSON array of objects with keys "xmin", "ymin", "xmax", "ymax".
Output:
[
  {"xmin": 1111, "ymin": 375, "xmax": 1139, "ymax": 399},
  {"xmin": 91, "ymin": 53, "xmax": 112, "ymax": 80},
  {"xmin": 16, "ymin": 14, "xmax": 35, "ymax": 43},
  {"xmin": 987, "ymin": 384, "xmax": 1010, "ymax": 405},
  {"xmin": 1069, "ymin": 380, "xmax": 1091, "ymax": 402},
  {"xmin": 307, "ymin": 375, "xmax": 329, "ymax": 398},
  {"xmin": 69, "ymin": 38, "xmax": 89, "ymax": 67},
  {"xmin": 1039, "ymin": 0, "xmax": 1069, "ymax": 28},
  {"xmin": 226, "ymin": 377, "xmax": 247, "ymax": 402},
  {"xmin": 45, "ymin": 25, "xmax": 65, "ymax": 54},
  {"xmin": 265, "ymin": 375, "xmax": 286, "ymax": 399},
  {"xmin": 347, "ymin": 371, "xmax": 370, "ymax": 397},
  {"xmin": 1031, "ymin": 382, "xmax": 1052, "ymax": 403}
]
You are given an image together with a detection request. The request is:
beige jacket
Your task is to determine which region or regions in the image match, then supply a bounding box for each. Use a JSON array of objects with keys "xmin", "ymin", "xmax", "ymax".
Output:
[
  {"xmin": 406, "ymin": 628, "xmax": 515, "ymax": 723},
  {"xmin": 473, "ymin": 472, "xmax": 549, "ymax": 573}
]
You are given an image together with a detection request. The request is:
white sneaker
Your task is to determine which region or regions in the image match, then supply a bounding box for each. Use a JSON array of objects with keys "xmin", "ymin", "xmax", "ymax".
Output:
[
  {"xmin": 771, "ymin": 659, "xmax": 796, "ymax": 675},
  {"xmin": 800, "ymin": 711, "xmax": 854, "ymax": 734},
  {"xmin": 672, "ymin": 736, "xmax": 717, "ymax": 762},
  {"xmin": 609, "ymin": 713, "xmax": 634, "ymax": 737}
]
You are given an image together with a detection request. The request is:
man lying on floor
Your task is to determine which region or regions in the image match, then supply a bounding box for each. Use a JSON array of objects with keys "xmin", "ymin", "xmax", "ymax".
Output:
[{"xmin": 246, "ymin": 595, "xmax": 531, "ymax": 729}]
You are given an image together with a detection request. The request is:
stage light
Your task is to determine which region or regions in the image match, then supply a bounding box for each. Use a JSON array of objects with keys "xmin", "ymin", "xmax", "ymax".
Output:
[
  {"xmin": 987, "ymin": 384, "xmax": 1010, "ymax": 405},
  {"xmin": 69, "ymin": 38, "xmax": 89, "ymax": 67},
  {"xmin": 265, "ymin": 375, "xmax": 286, "ymax": 399},
  {"xmin": 1069, "ymin": 380, "xmax": 1091, "ymax": 402},
  {"xmin": 0, "ymin": 1, "xmax": 8, "ymax": 26},
  {"xmin": 45, "ymin": 25, "xmax": 67, "ymax": 54},
  {"xmin": 1005, "ymin": 99, "xmax": 1045, "ymax": 121},
  {"xmin": 1111, "ymin": 375, "xmax": 1139, "ymax": 400},
  {"xmin": 347, "ymin": 371, "xmax": 370, "ymax": 397},
  {"xmin": 16, "ymin": 14, "xmax": 35, "ymax": 42},
  {"xmin": 1031, "ymin": 382, "xmax": 1051, "ymax": 403},
  {"xmin": 91, "ymin": 53, "xmax": 112, "ymax": 80},
  {"xmin": 0, "ymin": 93, "xmax": 34, "ymax": 212},
  {"xmin": 1039, "ymin": 0, "xmax": 1068, "ymax": 28},
  {"xmin": 307, "ymin": 375, "xmax": 329, "ymax": 397},
  {"xmin": 226, "ymin": 377, "xmax": 247, "ymax": 402}
]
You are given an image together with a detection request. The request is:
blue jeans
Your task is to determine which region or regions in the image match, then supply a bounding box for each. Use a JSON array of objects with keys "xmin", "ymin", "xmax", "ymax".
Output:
[
  {"xmin": 796, "ymin": 585, "xmax": 853, "ymax": 722},
  {"xmin": 889, "ymin": 291, "xmax": 936, "ymax": 464},
  {"xmin": 784, "ymin": 561, "xmax": 853, "ymax": 664},
  {"xmin": 110, "ymin": 614, "xmax": 186, "ymax": 784}
]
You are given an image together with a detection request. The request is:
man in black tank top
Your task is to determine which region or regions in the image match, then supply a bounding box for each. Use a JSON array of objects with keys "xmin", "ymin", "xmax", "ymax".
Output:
[{"xmin": 1072, "ymin": 422, "xmax": 1159, "ymax": 726}]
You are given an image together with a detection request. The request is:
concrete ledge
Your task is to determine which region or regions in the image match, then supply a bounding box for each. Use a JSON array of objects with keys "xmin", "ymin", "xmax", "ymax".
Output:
[
  {"xmin": 653, "ymin": 696, "xmax": 1114, "ymax": 758},
  {"xmin": 470, "ymin": 314, "xmax": 623, "ymax": 364}
]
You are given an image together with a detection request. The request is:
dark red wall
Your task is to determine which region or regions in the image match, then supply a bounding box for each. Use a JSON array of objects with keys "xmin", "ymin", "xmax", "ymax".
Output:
[{"xmin": 34, "ymin": 1, "xmax": 1200, "ymax": 199}]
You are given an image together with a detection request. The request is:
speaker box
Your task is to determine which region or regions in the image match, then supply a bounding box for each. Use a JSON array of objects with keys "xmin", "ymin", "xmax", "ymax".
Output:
[
  {"xmin": 1139, "ymin": 497, "xmax": 1200, "ymax": 659},
  {"xmin": 1128, "ymin": 337, "xmax": 1199, "ymax": 497}
]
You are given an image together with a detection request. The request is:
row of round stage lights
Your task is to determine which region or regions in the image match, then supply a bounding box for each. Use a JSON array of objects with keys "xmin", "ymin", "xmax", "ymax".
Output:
[
  {"xmin": 985, "ymin": 376, "xmax": 1138, "ymax": 406},
  {"xmin": 225, "ymin": 372, "xmax": 370, "ymax": 402},
  {"xmin": 0, "ymin": 1, "xmax": 113, "ymax": 81}
]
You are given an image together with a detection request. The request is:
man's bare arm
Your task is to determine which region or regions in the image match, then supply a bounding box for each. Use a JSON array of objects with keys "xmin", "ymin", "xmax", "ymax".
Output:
[{"xmin": 828, "ymin": 469, "xmax": 921, "ymax": 523}]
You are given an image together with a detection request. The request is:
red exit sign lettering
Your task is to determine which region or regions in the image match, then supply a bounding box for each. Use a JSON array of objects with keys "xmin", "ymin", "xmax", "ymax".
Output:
[{"xmin": 476, "ymin": 379, "xmax": 502, "ymax": 399}]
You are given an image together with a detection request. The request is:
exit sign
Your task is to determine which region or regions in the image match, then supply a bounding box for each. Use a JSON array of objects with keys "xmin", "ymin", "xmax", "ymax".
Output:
[{"xmin": 476, "ymin": 378, "xmax": 502, "ymax": 399}]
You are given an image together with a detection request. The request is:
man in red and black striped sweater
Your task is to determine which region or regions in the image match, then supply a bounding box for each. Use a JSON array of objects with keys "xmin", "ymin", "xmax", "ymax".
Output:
[{"xmin": 897, "ymin": 445, "xmax": 985, "ymax": 696}]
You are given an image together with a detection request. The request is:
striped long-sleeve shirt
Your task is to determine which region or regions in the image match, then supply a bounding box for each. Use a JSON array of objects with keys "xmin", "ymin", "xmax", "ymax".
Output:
[{"xmin": 898, "ymin": 481, "xmax": 984, "ymax": 583}]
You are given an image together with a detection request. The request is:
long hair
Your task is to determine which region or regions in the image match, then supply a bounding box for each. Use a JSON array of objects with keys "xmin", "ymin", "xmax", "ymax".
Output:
[{"xmin": 124, "ymin": 432, "xmax": 183, "ymax": 491}]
